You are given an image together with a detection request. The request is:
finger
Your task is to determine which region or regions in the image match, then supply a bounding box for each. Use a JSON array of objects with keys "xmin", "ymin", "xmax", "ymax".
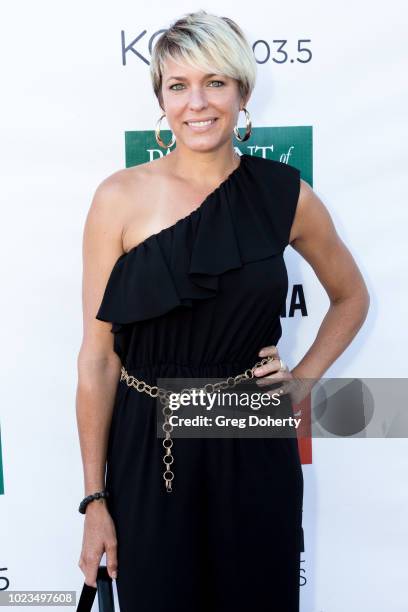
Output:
[
  {"xmin": 105, "ymin": 539, "xmax": 118, "ymax": 580},
  {"xmin": 253, "ymin": 359, "xmax": 285, "ymax": 378},
  {"xmin": 258, "ymin": 345, "xmax": 278, "ymax": 358},
  {"xmin": 86, "ymin": 565, "xmax": 98, "ymax": 588},
  {"xmin": 82, "ymin": 557, "xmax": 101, "ymax": 589},
  {"xmin": 256, "ymin": 375, "xmax": 279, "ymax": 387},
  {"xmin": 85, "ymin": 575, "xmax": 97, "ymax": 589},
  {"xmin": 253, "ymin": 361, "xmax": 277, "ymax": 377}
]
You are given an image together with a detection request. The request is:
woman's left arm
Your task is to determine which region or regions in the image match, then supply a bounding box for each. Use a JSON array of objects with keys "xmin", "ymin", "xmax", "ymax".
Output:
[
  {"xmin": 287, "ymin": 178, "xmax": 370, "ymax": 379},
  {"xmin": 256, "ymin": 178, "xmax": 370, "ymax": 385}
]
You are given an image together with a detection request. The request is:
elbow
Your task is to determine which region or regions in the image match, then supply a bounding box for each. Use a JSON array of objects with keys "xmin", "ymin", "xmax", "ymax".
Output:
[
  {"xmin": 361, "ymin": 282, "xmax": 371, "ymax": 319},
  {"xmin": 331, "ymin": 282, "xmax": 371, "ymax": 331},
  {"xmin": 353, "ymin": 285, "xmax": 371, "ymax": 331},
  {"xmin": 76, "ymin": 346, "xmax": 121, "ymax": 384}
]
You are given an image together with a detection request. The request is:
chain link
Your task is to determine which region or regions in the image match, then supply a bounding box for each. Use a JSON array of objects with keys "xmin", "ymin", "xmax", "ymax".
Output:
[{"xmin": 119, "ymin": 355, "xmax": 275, "ymax": 492}]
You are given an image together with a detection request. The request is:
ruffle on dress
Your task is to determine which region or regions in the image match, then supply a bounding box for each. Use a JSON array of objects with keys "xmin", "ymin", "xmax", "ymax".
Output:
[{"xmin": 95, "ymin": 153, "xmax": 301, "ymax": 331}]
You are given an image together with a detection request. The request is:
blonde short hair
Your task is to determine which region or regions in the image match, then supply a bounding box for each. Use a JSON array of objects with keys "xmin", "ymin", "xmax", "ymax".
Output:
[{"xmin": 150, "ymin": 10, "xmax": 257, "ymax": 110}]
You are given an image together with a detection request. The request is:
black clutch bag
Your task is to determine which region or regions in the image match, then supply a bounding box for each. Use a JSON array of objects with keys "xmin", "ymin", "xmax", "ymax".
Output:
[{"xmin": 76, "ymin": 565, "xmax": 115, "ymax": 612}]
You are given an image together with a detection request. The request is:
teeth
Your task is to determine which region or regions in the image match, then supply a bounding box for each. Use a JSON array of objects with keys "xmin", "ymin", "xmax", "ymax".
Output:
[{"xmin": 188, "ymin": 119, "xmax": 214, "ymax": 126}]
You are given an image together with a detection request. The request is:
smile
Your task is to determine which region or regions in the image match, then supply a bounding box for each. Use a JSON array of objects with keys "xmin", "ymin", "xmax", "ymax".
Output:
[{"xmin": 185, "ymin": 118, "xmax": 218, "ymax": 130}]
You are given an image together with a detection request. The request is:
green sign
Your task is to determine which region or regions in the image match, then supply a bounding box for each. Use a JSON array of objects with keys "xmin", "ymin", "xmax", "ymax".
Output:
[{"xmin": 125, "ymin": 125, "xmax": 313, "ymax": 185}]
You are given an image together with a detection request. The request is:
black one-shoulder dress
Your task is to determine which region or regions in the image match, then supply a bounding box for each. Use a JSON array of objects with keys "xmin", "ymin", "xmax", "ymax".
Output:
[{"xmin": 96, "ymin": 153, "xmax": 305, "ymax": 612}]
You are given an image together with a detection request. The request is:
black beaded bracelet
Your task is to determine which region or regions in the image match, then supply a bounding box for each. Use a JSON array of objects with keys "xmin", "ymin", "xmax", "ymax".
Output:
[{"xmin": 78, "ymin": 490, "xmax": 109, "ymax": 514}]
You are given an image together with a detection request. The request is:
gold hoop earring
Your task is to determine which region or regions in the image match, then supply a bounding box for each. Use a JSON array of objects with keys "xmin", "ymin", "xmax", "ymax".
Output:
[
  {"xmin": 233, "ymin": 107, "xmax": 252, "ymax": 142},
  {"xmin": 155, "ymin": 113, "xmax": 176, "ymax": 149}
]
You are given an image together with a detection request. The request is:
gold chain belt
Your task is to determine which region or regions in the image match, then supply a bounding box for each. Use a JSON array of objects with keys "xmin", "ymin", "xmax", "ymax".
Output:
[{"xmin": 119, "ymin": 354, "xmax": 275, "ymax": 492}]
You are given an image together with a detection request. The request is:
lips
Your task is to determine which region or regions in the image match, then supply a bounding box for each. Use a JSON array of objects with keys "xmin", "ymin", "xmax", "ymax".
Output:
[
  {"xmin": 184, "ymin": 118, "xmax": 218, "ymax": 125},
  {"xmin": 184, "ymin": 118, "xmax": 219, "ymax": 133}
]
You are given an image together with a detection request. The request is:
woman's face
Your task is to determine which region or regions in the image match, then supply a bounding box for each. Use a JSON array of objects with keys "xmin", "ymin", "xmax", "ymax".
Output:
[{"xmin": 160, "ymin": 55, "xmax": 245, "ymax": 153}]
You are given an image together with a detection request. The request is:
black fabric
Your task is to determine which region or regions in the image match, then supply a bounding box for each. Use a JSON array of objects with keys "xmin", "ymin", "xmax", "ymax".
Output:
[{"xmin": 95, "ymin": 153, "xmax": 304, "ymax": 612}]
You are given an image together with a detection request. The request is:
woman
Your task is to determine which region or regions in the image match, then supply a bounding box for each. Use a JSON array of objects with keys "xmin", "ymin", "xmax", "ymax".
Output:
[{"xmin": 76, "ymin": 10, "xmax": 369, "ymax": 612}]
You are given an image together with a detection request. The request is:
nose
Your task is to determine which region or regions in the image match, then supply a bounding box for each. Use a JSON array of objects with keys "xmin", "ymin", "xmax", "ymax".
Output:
[{"xmin": 188, "ymin": 86, "xmax": 209, "ymax": 111}]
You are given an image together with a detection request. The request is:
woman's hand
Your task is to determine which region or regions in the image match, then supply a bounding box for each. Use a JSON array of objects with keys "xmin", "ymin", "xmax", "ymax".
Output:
[
  {"xmin": 253, "ymin": 345, "xmax": 312, "ymax": 406},
  {"xmin": 253, "ymin": 345, "xmax": 292, "ymax": 389},
  {"xmin": 78, "ymin": 501, "xmax": 118, "ymax": 587}
]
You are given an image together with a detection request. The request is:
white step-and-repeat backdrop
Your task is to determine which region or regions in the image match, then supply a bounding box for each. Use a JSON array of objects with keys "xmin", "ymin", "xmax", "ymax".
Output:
[{"xmin": 1, "ymin": 2, "xmax": 407, "ymax": 611}]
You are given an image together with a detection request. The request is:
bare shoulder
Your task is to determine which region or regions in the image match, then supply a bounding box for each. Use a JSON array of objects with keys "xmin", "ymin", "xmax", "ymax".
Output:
[
  {"xmin": 85, "ymin": 160, "xmax": 160, "ymax": 238},
  {"xmin": 101, "ymin": 156, "xmax": 171, "ymax": 205},
  {"xmin": 289, "ymin": 178, "xmax": 337, "ymax": 249},
  {"xmin": 120, "ymin": 156, "xmax": 173, "ymax": 200},
  {"xmin": 89, "ymin": 163, "xmax": 150, "ymax": 218},
  {"xmin": 120, "ymin": 156, "xmax": 187, "ymax": 251},
  {"xmin": 90, "ymin": 156, "xmax": 183, "ymax": 252}
]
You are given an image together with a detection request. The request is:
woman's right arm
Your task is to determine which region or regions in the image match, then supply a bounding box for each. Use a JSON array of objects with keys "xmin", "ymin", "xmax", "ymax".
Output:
[{"xmin": 76, "ymin": 175, "xmax": 127, "ymax": 587}]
